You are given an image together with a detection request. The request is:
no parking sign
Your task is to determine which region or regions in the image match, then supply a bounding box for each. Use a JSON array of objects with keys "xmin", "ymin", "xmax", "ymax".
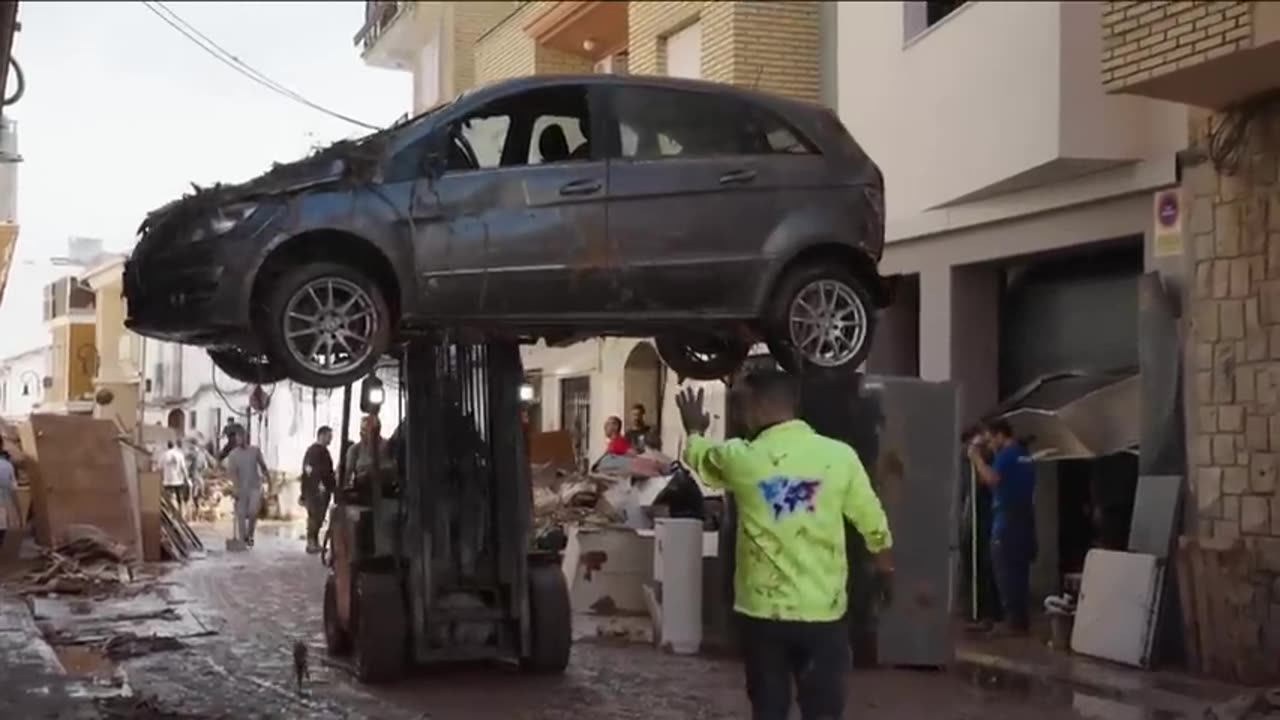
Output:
[{"xmin": 1152, "ymin": 189, "xmax": 1183, "ymax": 258}]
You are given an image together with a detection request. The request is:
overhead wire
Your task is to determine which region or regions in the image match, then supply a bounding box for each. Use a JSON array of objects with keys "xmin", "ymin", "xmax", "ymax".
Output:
[{"xmin": 140, "ymin": 1, "xmax": 381, "ymax": 131}]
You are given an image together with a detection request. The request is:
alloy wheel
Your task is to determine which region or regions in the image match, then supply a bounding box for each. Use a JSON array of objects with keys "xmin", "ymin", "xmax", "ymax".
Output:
[
  {"xmin": 282, "ymin": 277, "xmax": 379, "ymax": 378},
  {"xmin": 787, "ymin": 279, "xmax": 868, "ymax": 368}
]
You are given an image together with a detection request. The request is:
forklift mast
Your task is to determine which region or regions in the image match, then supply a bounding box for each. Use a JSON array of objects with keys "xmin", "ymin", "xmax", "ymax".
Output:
[{"xmin": 400, "ymin": 338, "xmax": 532, "ymax": 662}]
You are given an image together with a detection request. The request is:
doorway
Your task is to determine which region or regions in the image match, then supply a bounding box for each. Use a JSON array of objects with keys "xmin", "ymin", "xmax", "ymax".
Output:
[
  {"xmin": 166, "ymin": 408, "xmax": 185, "ymax": 435},
  {"xmin": 622, "ymin": 342, "xmax": 662, "ymax": 447},
  {"xmin": 559, "ymin": 376, "xmax": 591, "ymax": 470}
]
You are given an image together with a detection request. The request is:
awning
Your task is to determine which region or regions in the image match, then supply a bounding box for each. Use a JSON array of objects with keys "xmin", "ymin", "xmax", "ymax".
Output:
[{"xmin": 990, "ymin": 370, "xmax": 1139, "ymax": 461}]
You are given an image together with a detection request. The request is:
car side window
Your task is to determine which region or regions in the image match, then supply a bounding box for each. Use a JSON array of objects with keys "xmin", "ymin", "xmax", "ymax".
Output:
[
  {"xmin": 614, "ymin": 87, "xmax": 815, "ymax": 159},
  {"xmin": 443, "ymin": 85, "xmax": 592, "ymax": 174}
]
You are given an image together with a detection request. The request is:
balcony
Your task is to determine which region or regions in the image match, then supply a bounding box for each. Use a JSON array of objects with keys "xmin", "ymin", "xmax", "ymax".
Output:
[
  {"xmin": 354, "ymin": 0, "xmax": 441, "ymax": 71},
  {"xmin": 1103, "ymin": 1, "xmax": 1280, "ymax": 109},
  {"xmin": 835, "ymin": 1, "xmax": 1183, "ymax": 219}
]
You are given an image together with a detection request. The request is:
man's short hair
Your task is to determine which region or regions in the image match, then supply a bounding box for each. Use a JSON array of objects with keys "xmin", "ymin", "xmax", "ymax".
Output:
[
  {"xmin": 984, "ymin": 418, "xmax": 1014, "ymax": 438},
  {"xmin": 317, "ymin": 425, "xmax": 333, "ymax": 436},
  {"xmin": 742, "ymin": 369, "xmax": 799, "ymax": 412},
  {"xmin": 631, "ymin": 404, "xmax": 646, "ymax": 413}
]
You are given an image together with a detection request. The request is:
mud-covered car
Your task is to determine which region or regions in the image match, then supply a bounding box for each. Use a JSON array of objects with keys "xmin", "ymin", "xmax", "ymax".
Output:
[{"xmin": 124, "ymin": 74, "xmax": 891, "ymax": 389}]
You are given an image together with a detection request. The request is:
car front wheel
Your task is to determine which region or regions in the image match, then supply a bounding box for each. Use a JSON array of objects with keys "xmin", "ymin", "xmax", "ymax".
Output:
[
  {"xmin": 766, "ymin": 264, "xmax": 876, "ymax": 374},
  {"xmin": 263, "ymin": 262, "xmax": 392, "ymax": 389}
]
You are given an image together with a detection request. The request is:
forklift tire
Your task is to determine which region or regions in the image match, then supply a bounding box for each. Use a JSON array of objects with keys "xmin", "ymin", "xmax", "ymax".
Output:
[
  {"xmin": 519, "ymin": 562, "xmax": 571, "ymax": 674},
  {"xmin": 352, "ymin": 572, "xmax": 407, "ymax": 683},
  {"xmin": 322, "ymin": 574, "xmax": 351, "ymax": 657}
]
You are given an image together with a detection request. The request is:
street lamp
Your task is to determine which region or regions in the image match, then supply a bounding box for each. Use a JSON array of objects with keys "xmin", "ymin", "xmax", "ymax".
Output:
[
  {"xmin": 519, "ymin": 383, "xmax": 535, "ymax": 402},
  {"xmin": 19, "ymin": 370, "xmax": 40, "ymax": 398}
]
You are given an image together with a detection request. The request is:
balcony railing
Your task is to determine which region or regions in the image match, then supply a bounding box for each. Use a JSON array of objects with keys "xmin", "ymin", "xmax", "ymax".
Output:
[{"xmin": 353, "ymin": 0, "xmax": 408, "ymax": 54}]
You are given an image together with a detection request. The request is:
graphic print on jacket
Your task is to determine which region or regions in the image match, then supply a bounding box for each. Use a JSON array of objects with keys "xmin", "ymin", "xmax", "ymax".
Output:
[{"xmin": 759, "ymin": 476, "xmax": 822, "ymax": 520}]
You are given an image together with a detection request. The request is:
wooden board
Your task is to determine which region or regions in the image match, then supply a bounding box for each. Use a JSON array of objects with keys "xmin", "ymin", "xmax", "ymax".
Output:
[
  {"xmin": 25, "ymin": 414, "xmax": 142, "ymax": 560},
  {"xmin": 529, "ymin": 430, "xmax": 577, "ymax": 471},
  {"xmin": 138, "ymin": 470, "xmax": 162, "ymax": 562}
]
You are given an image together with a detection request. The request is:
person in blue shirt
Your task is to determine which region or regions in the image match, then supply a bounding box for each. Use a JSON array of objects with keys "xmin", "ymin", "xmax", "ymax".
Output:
[{"xmin": 967, "ymin": 418, "xmax": 1037, "ymax": 635}]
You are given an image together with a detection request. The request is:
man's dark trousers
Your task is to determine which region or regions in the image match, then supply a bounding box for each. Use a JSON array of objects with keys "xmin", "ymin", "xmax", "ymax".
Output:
[
  {"xmin": 738, "ymin": 614, "xmax": 848, "ymax": 720},
  {"xmin": 990, "ymin": 511, "xmax": 1036, "ymax": 631},
  {"xmin": 305, "ymin": 488, "xmax": 331, "ymax": 546}
]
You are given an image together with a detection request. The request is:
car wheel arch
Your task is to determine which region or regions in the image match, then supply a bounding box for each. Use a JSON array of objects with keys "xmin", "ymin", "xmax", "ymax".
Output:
[
  {"xmin": 758, "ymin": 241, "xmax": 888, "ymax": 313},
  {"xmin": 249, "ymin": 228, "xmax": 408, "ymax": 325}
]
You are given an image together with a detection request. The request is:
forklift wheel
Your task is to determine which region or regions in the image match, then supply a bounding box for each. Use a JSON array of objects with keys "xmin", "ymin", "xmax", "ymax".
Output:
[
  {"xmin": 353, "ymin": 572, "xmax": 407, "ymax": 683},
  {"xmin": 519, "ymin": 562, "xmax": 571, "ymax": 674},
  {"xmin": 323, "ymin": 574, "xmax": 351, "ymax": 657}
]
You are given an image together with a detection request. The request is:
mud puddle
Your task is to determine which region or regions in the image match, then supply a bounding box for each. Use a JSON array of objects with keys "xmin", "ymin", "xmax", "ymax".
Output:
[{"xmin": 954, "ymin": 661, "xmax": 1186, "ymax": 720}]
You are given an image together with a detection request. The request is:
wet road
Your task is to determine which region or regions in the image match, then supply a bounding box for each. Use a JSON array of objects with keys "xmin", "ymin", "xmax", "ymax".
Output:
[{"xmin": 111, "ymin": 523, "xmax": 1156, "ymax": 720}]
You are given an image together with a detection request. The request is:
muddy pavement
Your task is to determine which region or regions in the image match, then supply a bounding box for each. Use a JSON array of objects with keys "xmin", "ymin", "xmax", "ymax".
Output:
[{"xmin": 102, "ymin": 522, "xmax": 1159, "ymax": 720}]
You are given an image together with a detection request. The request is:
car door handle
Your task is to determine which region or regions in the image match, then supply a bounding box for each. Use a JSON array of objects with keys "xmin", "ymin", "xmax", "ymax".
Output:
[
  {"xmin": 559, "ymin": 179, "xmax": 602, "ymax": 196},
  {"xmin": 719, "ymin": 169, "xmax": 757, "ymax": 185}
]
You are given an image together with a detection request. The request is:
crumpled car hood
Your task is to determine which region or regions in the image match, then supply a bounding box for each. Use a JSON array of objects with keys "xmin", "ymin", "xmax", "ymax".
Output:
[{"xmin": 136, "ymin": 134, "xmax": 389, "ymax": 238}]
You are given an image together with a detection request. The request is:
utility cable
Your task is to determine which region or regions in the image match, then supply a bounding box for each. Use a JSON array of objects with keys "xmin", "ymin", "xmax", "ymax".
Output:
[{"xmin": 140, "ymin": 1, "xmax": 380, "ymax": 131}]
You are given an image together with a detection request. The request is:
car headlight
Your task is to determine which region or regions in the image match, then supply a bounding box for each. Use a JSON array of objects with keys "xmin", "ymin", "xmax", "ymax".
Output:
[{"xmin": 191, "ymin": 202, "xmax": 260, "ymax": 242}]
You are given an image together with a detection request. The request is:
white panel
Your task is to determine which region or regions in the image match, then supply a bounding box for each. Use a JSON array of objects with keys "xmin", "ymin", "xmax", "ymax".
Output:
[
  {"xmin": 1070, "ymin": 549, "xmax": 1161, "ymax": 668},
  {"xmin": 415, "ymin": 39, "xmax": 441, "ymax": 113},
  {"xmin": 666, "ymin": 22, "xmax": 702, "ymax": 80}
]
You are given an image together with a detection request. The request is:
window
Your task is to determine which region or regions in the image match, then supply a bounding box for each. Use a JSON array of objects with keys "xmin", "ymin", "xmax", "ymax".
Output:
[
  {"xmin": 444, "ymin": 86, "xmax": 592, "ymax": 173},
  {"xmin": 190, "ymin": 410, "xmax": 198, "ymax": 430},
  {"xmin": 613, "ymin": 88, "xmax": 814, "ymax": 160},
  {"xmin": 904, "ymin": 0, "xmax": 968, "ymax": 42}
]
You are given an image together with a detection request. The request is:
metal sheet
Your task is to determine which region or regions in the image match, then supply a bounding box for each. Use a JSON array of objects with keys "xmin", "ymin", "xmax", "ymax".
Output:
[
  {"xmin": 862, "ymin": 375, "xmax": 959, "ymax": 668},
  {"xmin": 1127, "ymin": 475, "xmax": 1183, "ymax": 559}
]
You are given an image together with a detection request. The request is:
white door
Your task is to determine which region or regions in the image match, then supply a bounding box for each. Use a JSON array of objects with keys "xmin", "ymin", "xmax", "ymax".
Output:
[{"xmin": 666, "ymin": 22, "xmax": 702, "ymax": 79}]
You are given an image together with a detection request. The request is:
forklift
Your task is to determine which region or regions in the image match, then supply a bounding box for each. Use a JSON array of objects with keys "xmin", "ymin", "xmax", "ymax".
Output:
[{"xmin": 320, "ymin": 336, "xmax": 571, "ymax": 682}]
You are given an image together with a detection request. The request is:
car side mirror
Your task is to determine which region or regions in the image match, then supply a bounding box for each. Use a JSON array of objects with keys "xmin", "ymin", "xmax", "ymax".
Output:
[{"xmin": 422, "ymin": 132, "xmax": 449, "ymax": 178}]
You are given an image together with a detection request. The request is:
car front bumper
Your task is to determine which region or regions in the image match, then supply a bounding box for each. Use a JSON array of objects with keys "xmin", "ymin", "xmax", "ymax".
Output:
[{"xmin": 123, "ymin": 242, "xmax": 248, "ymax": 345}]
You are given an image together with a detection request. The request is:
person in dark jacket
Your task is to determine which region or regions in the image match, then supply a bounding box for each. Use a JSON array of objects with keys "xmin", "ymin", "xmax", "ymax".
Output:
[{"xmin": 300, "ymin": 426, "xmax": 335, "ymax": 554}]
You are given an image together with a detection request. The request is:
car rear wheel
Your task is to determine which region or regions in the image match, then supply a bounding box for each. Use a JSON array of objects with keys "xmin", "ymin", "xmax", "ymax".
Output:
[
  {"xmin": 264, "ymin": 262, "xmax": 391, "ymax": 389},
  {"xmin": 766, "ymin": 264, "xmax": 876, "ymax": 374},
  {"xmin": 208, "ymin": 348, "xmax": 287, "ymax": 385},
  {"xmin": 656, "ymin": 335, "xmax": 750, "ymax": 381}
]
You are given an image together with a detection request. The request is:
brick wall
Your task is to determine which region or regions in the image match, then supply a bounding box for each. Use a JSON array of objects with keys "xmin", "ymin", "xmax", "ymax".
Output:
[
  {"xmin": 474, "ymin": 1, "xmax": 593, "ymax": 86},
  {"xmin": 628, "ymin": 1, "xmax": 821, "ymax": 102},
  {"xmin": 1102, "ymin": 1, "xmax": 1255, "ymax": 90},
  {"xmin": 451, "ymin": 2, "xmax": 520, "ymax": 95},
  {"xmin": 1184, "ymin": 103, "xmax": 1280, "ymax": 671}
]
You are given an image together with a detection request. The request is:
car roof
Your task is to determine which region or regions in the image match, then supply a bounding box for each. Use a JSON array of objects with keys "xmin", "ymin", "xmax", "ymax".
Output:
[{"xmin": 465, "ymin": 73, "xmax": 823, "ymax": 117}]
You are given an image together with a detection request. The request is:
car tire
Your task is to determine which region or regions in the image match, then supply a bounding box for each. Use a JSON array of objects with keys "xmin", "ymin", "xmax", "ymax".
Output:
[
  {"xmin": 766, "ymin": 263, "xmax": 876, "ymax": 375},
  {"xmin": 207, "ymin": 348, "xmax": 287, "ymax": 385},
  {"xmin": 655, "ymin": 335, "xmax": 750, "ymax": 382},
  {"xmin": 519, "ymin": 561, "xmax": 571, "ymax": 675},
  {"xmin": 263, "ymin": 262, "xmax": 392, "ymax": 389},
  {"xmin": 352, "ymin": 572, "xmax": 406, "ymax": 683},
  {"xmin": 322, "ymin": 573, "xmax": 351, "ymax": 657}
]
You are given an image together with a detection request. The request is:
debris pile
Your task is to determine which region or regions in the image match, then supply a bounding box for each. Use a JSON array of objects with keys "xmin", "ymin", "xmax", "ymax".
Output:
[
  {"xmin": 531, "ymin": 464, "xmax": 624, "ymax": 533},
  {"xmin": 18, "ymin": 524, "xmax": 134, "ymax": 596},
  {"xmin": 160, "ymin": 494, "xmax": 204, "ymax": 561}
]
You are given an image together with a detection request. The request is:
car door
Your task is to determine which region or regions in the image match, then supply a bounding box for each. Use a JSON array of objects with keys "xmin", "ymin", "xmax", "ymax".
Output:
[
  {"xmin": 410, "ymin": 84, "xmax": 612, "ymax": 320},
  {"xmin": 603, "ymin": 86, "xmax": 788, "ymax": 316}
]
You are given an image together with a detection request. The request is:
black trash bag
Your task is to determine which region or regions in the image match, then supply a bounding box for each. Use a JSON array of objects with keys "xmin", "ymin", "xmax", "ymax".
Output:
[{"xmin": 652, "ymin": 463, "xmax": 705, "ymax": 521}]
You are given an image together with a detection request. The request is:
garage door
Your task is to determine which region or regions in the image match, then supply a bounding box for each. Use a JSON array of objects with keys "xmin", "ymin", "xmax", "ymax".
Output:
[{"xmin": 999, "ymin": 244, "xmax": 1142, "ymax": 396}]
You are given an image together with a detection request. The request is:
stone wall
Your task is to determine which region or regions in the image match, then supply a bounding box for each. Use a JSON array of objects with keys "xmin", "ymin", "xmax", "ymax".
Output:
[{"xmin": 1185, "ymin": 102, "xmax": 1280, "ymax": 661}]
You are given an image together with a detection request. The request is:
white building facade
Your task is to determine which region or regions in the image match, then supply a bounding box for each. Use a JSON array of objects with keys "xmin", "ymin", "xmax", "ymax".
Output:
[
  {"xmin": 834, "ymin": 0, "xmax": 1187, "ymax": 422},
  {"xmin": 0, "ymin": 344, "xmax": 49, "ymax": 422}
]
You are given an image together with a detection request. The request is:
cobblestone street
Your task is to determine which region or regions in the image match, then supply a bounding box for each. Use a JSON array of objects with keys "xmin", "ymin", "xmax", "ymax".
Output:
[{"xmin": 67, "ymin": 522, "xmax": 1156, "ymax": 720}]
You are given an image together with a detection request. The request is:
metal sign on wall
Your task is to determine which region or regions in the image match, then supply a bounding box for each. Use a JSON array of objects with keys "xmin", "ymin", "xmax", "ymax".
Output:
[{"xmin": 1152, "ymin": 189, "xmax": 1183, "ymax": 258}]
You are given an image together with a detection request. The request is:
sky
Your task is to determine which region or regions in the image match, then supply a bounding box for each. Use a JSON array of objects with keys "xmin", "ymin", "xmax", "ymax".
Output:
[{"xmin": 0, "ymin": 1, "xmax": 410, "ymax": 358}]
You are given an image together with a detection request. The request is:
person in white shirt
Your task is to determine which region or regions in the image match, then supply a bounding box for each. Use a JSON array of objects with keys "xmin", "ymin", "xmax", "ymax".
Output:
[{"xmin": 161, "ymin": 441, "xmax": 191, "ymax": 514}]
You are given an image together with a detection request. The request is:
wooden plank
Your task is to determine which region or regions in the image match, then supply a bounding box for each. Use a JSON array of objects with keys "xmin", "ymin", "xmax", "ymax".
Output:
[
  {"xmin": 1188, "ymin": 539, "xmax": 1214, "ymax": 676},
  {"xmin": 25, "ymin": 414, "xmax": 142, "ymax": 560},
  {"xmin": 138, "ymin": 471, "xmax": 163, "ymax": 562},
  {"xmin": 16, "ymin": 421, "xmax": 51, "ymax": 546},
  {"xmin": 1173, "ymin": 538, "xmax": 1200, "ymax": 670}
]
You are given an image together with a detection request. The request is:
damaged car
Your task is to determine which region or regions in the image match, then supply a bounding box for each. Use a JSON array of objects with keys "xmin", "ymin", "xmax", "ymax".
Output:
[{"xmin": 124, "ymin": 74, "xmax": 891, "ymax": 389}]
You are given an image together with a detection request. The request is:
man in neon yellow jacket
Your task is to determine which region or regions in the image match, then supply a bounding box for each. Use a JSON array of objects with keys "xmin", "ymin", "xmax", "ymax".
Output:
[{"xmin": 677, "ymin": 370, "xmax": 894, "ymax": 720}]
